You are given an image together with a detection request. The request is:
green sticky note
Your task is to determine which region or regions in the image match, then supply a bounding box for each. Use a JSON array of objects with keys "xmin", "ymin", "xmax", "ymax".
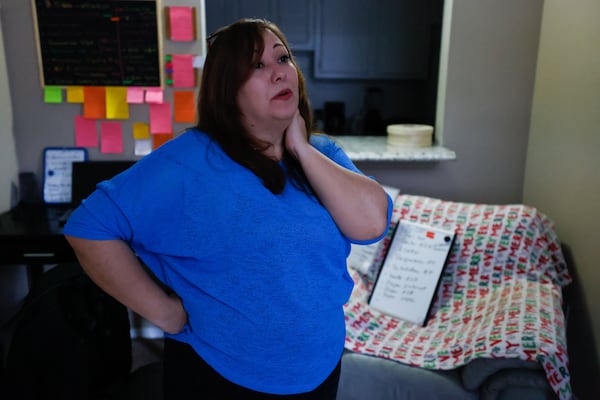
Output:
[{"xmin": 44, "ymin": 86, "xmax": 63, "ymax": 103}]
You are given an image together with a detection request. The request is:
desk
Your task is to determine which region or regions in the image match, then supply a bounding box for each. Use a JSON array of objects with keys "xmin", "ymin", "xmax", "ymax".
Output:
[{"xmin": 0, "ymin": 204, "xmax": 76, "ymax": 276}]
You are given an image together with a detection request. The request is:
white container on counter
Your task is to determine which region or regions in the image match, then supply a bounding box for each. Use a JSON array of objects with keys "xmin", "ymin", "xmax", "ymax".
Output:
[{"xmin": 386, "ymin": 124, "xmax": 433, "ymax": 148}]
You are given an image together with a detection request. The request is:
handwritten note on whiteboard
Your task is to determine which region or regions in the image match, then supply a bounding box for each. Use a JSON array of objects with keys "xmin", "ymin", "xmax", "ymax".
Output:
[
  {"xmin": 369, "ymin": 219, "xmax": 455, "ymax": 326},
  {"xmin": 43, "ymin": 147, "xmax": 88, "ymax": 204}
]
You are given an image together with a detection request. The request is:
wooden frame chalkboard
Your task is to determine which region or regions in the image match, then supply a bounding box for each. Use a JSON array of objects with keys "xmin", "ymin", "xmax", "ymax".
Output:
[{"xmin": 32, "ymin": 0, "xmax": 163, "ymax": 87}]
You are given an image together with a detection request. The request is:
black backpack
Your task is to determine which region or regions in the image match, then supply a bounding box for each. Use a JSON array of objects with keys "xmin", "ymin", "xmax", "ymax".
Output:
[{"xmin": 0, "ymin": 262, "xmax": 132, "ymax": 400}]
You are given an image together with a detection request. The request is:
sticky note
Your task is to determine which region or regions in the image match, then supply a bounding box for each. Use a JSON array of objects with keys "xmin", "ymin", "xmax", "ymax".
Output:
[
  {"xmin": 83, "ymin": 87, "xmax": 106, "ymax": 119},
  {"xmin": 172, "ymin": 54, "xmax": 195, "ymax": 88},
  {"xmin": 149, "ymin": 102, "xmax": 172, "ymax": 134},
  {"xmin": 74, "ymin": 115, "xmax": 98, "ymax": 147},
  {"xmin": 106, "ymin": 87, "xmax": 129, "ymax": 119},
  {"xmin": 145, "ymin": 87, "xmax": 164, "ymax": 104},
  {"xmin": 66, "ymin": 86, "xmax": 84, "ymax": 103},
  {"xmin": 132, "ymin": 122, "xmax": 151, "ymax": 139},
  {"xmin": 134, "ymin": 139, "xmax": 153, "ymax": 156},
  {"xmin": 169, "ymin": 7, "xmax": 195, "ymax": 41},
  {"xmin": 173, "ymin": 91, "xmax": 196, "ymax": 123},
  {"xmin": 127, "ymin": 87, "xmax": 145, "ymax": 104},
  {"xmin": 44, "ymin": 86, "xmax": 62, "ymax": 103},
  {"xmin": 153, "ymin": 133, "xmax": 173, "ymax": 149},
  {"xmin": 100, "ymin": 121, "xmax": 124, "ymax": 154}
]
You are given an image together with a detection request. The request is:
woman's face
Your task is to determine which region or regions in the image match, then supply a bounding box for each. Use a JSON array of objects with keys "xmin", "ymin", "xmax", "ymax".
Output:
[{"xmin": 236, "ymin": 29, "xmax": 299, "ymax": 133}]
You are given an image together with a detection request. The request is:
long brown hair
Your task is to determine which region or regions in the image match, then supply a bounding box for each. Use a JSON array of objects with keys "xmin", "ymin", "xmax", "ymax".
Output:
[{"xmin": 196, "ymin": 18, "xmax": 313, "ymax": 195}]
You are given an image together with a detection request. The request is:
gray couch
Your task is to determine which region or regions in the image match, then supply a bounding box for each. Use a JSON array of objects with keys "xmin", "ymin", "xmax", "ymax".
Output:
[
  {"xmin": 337, "ymin": 350, "xmax": 556, "ymax": 399},
  {"xmin": 120, "ymin": 352, "xmax": 555, "ymax": 400}
]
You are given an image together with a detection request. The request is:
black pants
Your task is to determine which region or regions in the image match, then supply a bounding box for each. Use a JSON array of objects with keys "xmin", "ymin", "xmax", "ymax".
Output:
[{"xmin": 163, "ymin": 338, "xmax": 341, "ymax": 400}]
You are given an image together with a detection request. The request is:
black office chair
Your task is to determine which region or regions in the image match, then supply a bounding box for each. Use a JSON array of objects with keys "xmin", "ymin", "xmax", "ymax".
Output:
[{"xmin": 0, "ymin": 262, "xmax": 132, "ymax": 400}]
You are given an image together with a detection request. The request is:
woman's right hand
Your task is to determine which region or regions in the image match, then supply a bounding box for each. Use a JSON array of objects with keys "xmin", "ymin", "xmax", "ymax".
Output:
[{"xmin": 158, "ymin": 293, "xmax": 188, "ymax": 335}]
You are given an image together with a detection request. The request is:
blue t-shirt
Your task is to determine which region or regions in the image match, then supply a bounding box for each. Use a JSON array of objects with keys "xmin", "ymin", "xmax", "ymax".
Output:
[{"xmin": 64, "ymin": 129, "xmax": 391, "ymax": 394}]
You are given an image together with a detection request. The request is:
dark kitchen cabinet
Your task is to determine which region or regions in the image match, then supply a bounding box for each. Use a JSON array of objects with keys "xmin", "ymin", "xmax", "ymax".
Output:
[
  {"xmin": 314, "ymin": 0, "xmax": 432, "ymax": 79},
  {"xmin": 205, "ymin": 0, "xmax": 315, "ymax": 51}
]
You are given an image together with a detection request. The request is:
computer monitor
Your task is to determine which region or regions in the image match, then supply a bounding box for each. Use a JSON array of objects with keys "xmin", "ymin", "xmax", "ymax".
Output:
[{"xmin": 70, "ymin": 161, "xmax": 135, "ymax": 207}]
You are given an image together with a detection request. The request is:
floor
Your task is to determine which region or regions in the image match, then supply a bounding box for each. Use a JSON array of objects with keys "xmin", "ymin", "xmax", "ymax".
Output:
[
  {"xmin": 131, "ymin": 338, "xmax": 164, "ymax": 372},
  {"xmin": 129, "ymin": 313, "xmax": 164, "ymax": 371}
]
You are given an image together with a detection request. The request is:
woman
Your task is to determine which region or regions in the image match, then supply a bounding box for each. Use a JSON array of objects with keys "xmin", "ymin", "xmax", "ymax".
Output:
[{"xmin": 64, "ymin": 19, "xmax": 391, "ymax": 399}]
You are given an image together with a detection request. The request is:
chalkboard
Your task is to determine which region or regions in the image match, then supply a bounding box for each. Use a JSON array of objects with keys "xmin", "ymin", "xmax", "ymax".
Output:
[
  {"xmin": 369, "ymin": 220, "xmax": 455, "ymax": 326},
  {"xmin": 32, "ymin": 0, "xmax": 162, "ymax": 87}
]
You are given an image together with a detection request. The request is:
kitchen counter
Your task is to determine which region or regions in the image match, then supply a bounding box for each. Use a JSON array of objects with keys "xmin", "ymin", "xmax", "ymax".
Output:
[{"xmin": 331, "ymin": 136, "xmax": 456, "ymax": 161}]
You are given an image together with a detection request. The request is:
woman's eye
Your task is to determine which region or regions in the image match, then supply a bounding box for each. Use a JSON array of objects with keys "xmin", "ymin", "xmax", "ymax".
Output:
[
  {"xmin": 255, "ymin": 61, "xmax": 264, "ymax": 69},
  {"xmin": 278, "ymin": 55, "xmax": 290, "ymax": 63}
]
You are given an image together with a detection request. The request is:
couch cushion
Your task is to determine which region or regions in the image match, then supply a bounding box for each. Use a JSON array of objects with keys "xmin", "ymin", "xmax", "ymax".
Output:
[
  {"xmin": 460, "ymin": 357, "xmax": 542, "ymax": 391},
  {"xmin": 338, "ymin": 351, "xmax": 476, "ymax": 400}
]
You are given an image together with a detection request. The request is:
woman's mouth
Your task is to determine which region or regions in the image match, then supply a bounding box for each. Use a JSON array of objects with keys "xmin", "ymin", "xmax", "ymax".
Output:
[{"xmin": 273, "ymin": 89, "xmax": 292, "ymax": 101}]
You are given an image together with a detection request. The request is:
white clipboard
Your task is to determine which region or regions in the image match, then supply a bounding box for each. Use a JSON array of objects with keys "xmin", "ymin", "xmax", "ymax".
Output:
[
  {"xmin": 43, "ymin": 147, "xmax": 88, "ymax": 204},
  {"xmin": 369, "ymin": 219, "xmax": 455, "ymax": 326}
]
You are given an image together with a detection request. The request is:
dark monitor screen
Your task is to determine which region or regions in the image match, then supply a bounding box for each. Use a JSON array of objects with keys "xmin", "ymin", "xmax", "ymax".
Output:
[{"xmin": 70, "ymin": 161, "xmax": 135, "ymax": 207}]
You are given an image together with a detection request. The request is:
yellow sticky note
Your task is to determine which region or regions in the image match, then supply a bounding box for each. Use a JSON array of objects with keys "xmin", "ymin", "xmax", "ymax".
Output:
[
  {"xmin": 133, "ymin": 122, "xmax": 150, "ymax": 139},
  {"xmin": 66, "ymin": 86, "xmax": 84, "ymax": 103},
  {"xmin": 44, "ymin": 86, "xmax": 62, "ymax": 103},
  {"xmin": 106, "ymin": 87, "xmax": 129, "ymax": 119}
]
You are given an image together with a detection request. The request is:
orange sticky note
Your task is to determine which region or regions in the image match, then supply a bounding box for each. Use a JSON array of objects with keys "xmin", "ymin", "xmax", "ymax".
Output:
[
  {"xmin": 149, "ymin": 102, "xmax": 172, "ymax": 134},
  {"xmin": 169, "ymin": 7, "xmax": 194, "ymax": 41},
  {"xmin": 74, "ymin": 115, "xmax": 98, "ymax": 147},
  {"xmin": 66, "ymin": 86, "xmax": 84, "ymax": 103},
  {"xmin": 106, "ymin": 87, "xmax": 129, "ymax": 119},
  {"xmin": 173, "ymin": 91, "xmax": 196, "ymax": 123},
  {"xmin": 145, "ymin": 87, "xmax": 164, "ymax": 104},
  {"xmin": 83, "ymin": 87, "xmax": 106, "ymax": 119},
  {"xmin": 100, "ymin": 121, "xmax": 124, "ymax": 154},
  {"xmin": 127, "ymin": 87, "xmax": 145, "ymax": 104},
  {"xmin": 172, "ymin": 54, "xmax": 195, "ymax": 88},
  {"xmin": 153, "ymin": 133, "xmax": 173, "ymax": 149}
]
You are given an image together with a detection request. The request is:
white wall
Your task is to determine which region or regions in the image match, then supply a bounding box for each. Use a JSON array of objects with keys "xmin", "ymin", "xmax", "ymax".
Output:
[
  {"xmin": 0, "ymin": 6, "xmax": 19, "ymax": 212},
  {"xmin": 523, "ymin": 0, "xmax": 600, "ymax": 394}
]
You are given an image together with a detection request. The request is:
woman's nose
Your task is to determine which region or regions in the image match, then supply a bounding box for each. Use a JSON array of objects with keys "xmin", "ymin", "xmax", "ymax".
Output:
[{"xmin": 271, "ymin": 66, "xmax": 285, "ymax": 82}]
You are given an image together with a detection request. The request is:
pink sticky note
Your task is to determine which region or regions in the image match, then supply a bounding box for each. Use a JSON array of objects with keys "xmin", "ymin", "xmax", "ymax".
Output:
[
  {"xmin": 145, "ymin": 87, "xmax": 164, "ymax": 104},
  {"xmin": 100, "ymin": 122, "xmax": 124, "ymax": 153},
  {"xmin": 149, "ymin": 102, "xmax": 172, "ymax": 134},
  {"xmin": 169, "ymin": 7, "xmax": 194, "ymax": 41},
  {"xmin": 172, "ymin": 54, "xmax": 195, "ymax": 88},
  {"xmin": 127, "ymin": 87, "xmax": 145, "ymax": 104},
  {"xmin": 74, "ymin": 115, "xmax": 98, "ymax": 147}
]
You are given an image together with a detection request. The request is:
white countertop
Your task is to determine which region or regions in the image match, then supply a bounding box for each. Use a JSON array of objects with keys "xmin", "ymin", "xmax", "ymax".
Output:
[{"xmin": 331, "ymin": 136, "xmax": 456, "ymax": 161}]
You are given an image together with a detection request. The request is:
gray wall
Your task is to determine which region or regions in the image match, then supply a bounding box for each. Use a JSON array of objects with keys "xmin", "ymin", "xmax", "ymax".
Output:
[
  {"xmin": 0, "ymin": 0, "xmax": 540, "ymax": 206},
  {"xmin": 0, "ymin": 8, "xmax": 18, "ymax": 213}
]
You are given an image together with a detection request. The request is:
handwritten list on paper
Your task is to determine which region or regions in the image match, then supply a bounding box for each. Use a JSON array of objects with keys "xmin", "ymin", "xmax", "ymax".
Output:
[
  {"xmin": 369, "ymin": 220, "xmax": 455, "ymax": 326},
  {"xmin": 43, "ymin": 148, "xmax": 87, "ymax": 204}
]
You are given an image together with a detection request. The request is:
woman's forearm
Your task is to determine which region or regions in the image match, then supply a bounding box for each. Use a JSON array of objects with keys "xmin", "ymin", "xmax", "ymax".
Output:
[
  {"xmin": 65, "ymin": 236, "xmax": 187, "ymax": 334},
  {"xmin": 295, "ymin": 144, "xmax": 389, "ymax": 241}
]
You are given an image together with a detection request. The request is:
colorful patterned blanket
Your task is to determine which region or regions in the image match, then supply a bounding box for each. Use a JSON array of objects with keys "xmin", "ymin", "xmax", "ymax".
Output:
[{"xmin": 344, "ymin": 195, "xmax": 573, "ymax": 399}]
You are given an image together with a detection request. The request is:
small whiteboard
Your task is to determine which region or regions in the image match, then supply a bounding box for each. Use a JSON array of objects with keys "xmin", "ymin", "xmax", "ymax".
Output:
[
  {"xmin": 43, "ymin": 147, "xmax": 88, "ymax": 204},
  {"xmin": 369, "ymin": 219, "xmax": 455, "ymax": 326}
]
